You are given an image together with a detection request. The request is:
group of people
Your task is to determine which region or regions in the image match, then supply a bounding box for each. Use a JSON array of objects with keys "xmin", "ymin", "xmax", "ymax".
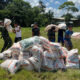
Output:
[
  {"xmin": 32, "ymin": 22, "xmax": 73, "ymax": 51},
  {"xmin": 0, "ymin": 20, "xmax": 73, "ymax": 53}
]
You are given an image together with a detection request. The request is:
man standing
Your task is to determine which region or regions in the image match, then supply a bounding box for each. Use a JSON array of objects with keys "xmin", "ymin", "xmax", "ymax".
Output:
[
  {"xmin": 0, "ymin": 21, "xmax": 12, "ymax": 52},
  {"xmin": 32, "ymin": 22, "xmax": 40, "ymax": 36},
  {"xmin": 47, "ymin": 27, "xmax": 56, "ymax": 42},
  {"xmin": 58, "ymin": 29, "xmax": 65, "ymax": 46},
  {"xmin": 13, "ymin": 23, "xmax": 22, "ymax": 43},
  {"xmin": 64, "ymin": 25, "xmax": 73, "ymax": 50}
]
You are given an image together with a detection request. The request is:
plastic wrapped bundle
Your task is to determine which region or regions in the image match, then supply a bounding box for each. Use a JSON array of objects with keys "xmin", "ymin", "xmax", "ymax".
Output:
[
  {"xmin": 4, "ymin": 18, "xmax": 12, "ymax": 26},
  {"xmin": 28, "ymin": 57, "xmax": 41, "ymax": 72},
  {"xmin": 0, "ymin": 59, "xmax": 21, "ymax": 74},
  {"xmin": 20, "ymin": 36, "xmax": 40, "ymax": 51},
  {"xmin": 42, "ymin": 51, "xmax": 53, "ymax": 71},
  {"xmin": 71, "ymin": 32, "xmax": 80, "ymax": 39},
  {"xmin": 6, "ymin": 25, "xmax": 13, "ymax": 32},
  {"xmin": 66, "ymin": 49, "xmax": 79, "ymax": 68},
  {"xmin": 57, "ymin": 23, "xmax": 66, "ymax": 30},
  {"xmin": 4, "ymin": 18, "xmax": 13, "ymax": 32},
  {"xmin": 45, "ymin": 24, "xmax": 58, "ymax": 32},
  {"xmin": 54, "ymin": 59, "xmax": 66, "ymax": 69},
  {"xmin": 20, "ymin": 60, "xmax": 34, "ymax": 71}
]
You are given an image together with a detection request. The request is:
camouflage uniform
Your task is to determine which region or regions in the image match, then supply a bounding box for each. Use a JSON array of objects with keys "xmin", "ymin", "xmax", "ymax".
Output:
[{"xmin": 0, "ymin": 26, "xmax": 12, "ymax": 52}]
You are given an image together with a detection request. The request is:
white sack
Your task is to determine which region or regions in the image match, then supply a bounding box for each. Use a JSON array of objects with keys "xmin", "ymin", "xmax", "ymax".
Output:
[
  {"xmin": 66, "ymin": 49, "xmax": 79, "ymax": 68},
  {"xmin": 42, "ymin": 51, "xmax": 54, "ymax": 71},
  {"xmin": 0, "ymin": 59, "xmax": 20, "ymax": 74},
  {"xmin": 28, "ymin": 57, "xmax": 41, "ymax": 72},
  {"xmin": 57, "ymin": 23, "xmax": 66, "ymax": 30},
  {"xmin": 20, "ymin": 60, "xmax": 34, "ymax": 71},
  {"xmin": 4, "ymin": 18, "xmax": 11, "ymax": 26},
  {"xmin": 54, "ymin": 59, "xmax": 66, "ymax": 69},
  {"xmin": 71, "ymin": 32, "xmax": 80, "ymax": 39}
]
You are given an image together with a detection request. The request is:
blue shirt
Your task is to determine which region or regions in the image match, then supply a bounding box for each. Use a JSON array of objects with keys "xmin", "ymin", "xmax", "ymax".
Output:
[{"xmin": 64, "ymin": 30, "xmax": 73, "ymax": 41}]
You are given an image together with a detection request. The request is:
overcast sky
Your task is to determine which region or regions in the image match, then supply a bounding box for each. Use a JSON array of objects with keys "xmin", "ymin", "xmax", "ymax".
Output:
[{"xmin": 24, "ymin": 0, "xmax": 80, "ymax": 18}]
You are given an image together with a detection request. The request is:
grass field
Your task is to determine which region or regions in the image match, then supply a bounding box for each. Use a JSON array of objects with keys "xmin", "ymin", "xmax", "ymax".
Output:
[{"xmin": 0, "ymin": 27, "xmax": 80, "ymax": 80}]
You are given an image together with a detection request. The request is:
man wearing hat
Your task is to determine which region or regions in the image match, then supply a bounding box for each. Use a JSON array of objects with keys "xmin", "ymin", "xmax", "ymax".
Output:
[
  {"xmin": 0, "ymin": 21, "xmax": 12, "ymax": 52},
  {"xmin": 64, "ymin": 25, "xmax": 73, "ymax": 50},
  {"xmin": 32, "ymin": 22, "xmax": 40, "ymax": 36}
]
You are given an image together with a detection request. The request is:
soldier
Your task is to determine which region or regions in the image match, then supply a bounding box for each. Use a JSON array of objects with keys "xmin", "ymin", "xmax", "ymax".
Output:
[{"xmin": 0, "ymin": 21, "xmax": 12, "ymax": 52}]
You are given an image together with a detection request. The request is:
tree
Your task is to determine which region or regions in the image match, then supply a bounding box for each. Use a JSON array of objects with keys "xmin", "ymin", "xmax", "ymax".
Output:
[
  {"xmin": 45, "ymin": 10, "xmax": 54, "ymax": 24},
  {"xmin": 59, "ymin": 1, "xmax": 78, "ymax": 24},
  {"xmin": 5, "ymin": 0, "xmax": 32, "ymax": 26},
  {"xmin": 0, "ymin": 0, "xmax": 13, "ymax": 9},
  {"xmin": 38, "ymin": 0, "xmax": 46, "ymax": 13}
]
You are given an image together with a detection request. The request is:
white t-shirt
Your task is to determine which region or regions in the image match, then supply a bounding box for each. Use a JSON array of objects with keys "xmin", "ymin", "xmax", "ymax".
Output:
[{"xmin": 15, "ymin": 26, "xmax": 21, "ymax": 38}]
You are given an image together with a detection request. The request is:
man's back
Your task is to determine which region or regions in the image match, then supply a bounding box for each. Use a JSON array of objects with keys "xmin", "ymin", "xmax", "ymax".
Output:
[
  {"xmin": 58, "ymin": 29, "xmax": 65, "ymax": 37},
  {"xmin": 32, "ymin": 27, "xmax": 40, "ymax": 36}
]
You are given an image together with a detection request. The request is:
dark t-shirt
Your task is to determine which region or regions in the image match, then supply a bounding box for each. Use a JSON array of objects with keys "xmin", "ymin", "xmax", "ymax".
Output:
[
  {"xmin": 32, "ymin": 27, "xmax": 40, "ymax": 36},
  {"xmin": 0, "ymin": 27, "xmax": 10, "ymax": 40},
  {"xmin": 48, "ymin": 29, "xmax": 55, "ymax": 40},
  {"xmin": 58, "ymin": 29, "xmax": 65, "ymax": 37}
]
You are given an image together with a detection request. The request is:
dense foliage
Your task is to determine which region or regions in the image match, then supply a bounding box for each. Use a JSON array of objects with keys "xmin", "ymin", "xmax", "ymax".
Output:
[
  {"xmin": 0, "ymin": 0, "xmax": 54, "ymax": 27},
  {"xmin": 59, "ymin": 1, "xmax": 78, "ymax": 24}
]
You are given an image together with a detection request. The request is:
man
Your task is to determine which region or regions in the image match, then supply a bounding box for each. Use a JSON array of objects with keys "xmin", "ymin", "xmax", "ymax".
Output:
[
  {"xmin": 32, "ymin": 22, "xmax": 40, "ymax": 36},
  {"xmin": 64, "ymin": 25, "xmax": 73, "ymax": 50},
  {"xmin": 47, "ymin": 26, "xmax": 56, "ymax": 42},
  {"xmin": 0, "ymin": 21, "xmax": 12, "ymax": 52},
  {"xmin": 58, "ymin": 29, "xmax": 65, "ymax": 46},
  {"xmin": 13, "ymin": 23, "xmax": 22, "ymax": 43}
]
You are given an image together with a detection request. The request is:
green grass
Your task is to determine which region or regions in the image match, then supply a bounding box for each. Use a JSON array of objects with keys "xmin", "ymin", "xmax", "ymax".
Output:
[{"xmin": 0, "ymin": 27, "xmax": 80, "ymax": 80}]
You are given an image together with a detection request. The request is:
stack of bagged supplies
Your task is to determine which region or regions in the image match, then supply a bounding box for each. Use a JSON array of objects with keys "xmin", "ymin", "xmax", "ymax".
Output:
[{"xmin": 0, "ymin": 36, "xmax": 79, "ymax": 74}]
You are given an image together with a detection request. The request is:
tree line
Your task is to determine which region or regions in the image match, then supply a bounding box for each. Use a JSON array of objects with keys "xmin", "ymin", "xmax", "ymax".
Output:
[
  {"xmin": 0, "ymin": 0, "xmax": 79, "ymax": 27},
  {"xmin": 0, "ymin": 0, "xmax": 54, "ymax": 27}
]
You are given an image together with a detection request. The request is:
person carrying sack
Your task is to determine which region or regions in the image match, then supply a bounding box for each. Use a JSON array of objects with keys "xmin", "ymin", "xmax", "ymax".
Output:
[{"xmin": 0, "ymin": 21, "xmax": 12, "ymax": 52}]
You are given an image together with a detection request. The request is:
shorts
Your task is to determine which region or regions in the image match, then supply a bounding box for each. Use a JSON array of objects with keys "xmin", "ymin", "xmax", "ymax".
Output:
[
  {"xmin": 64, "ymin": 40, "xmax": 73, "ymax": 50},
  {"xmin": 15, "ymin": 37, "xmax": 22, "ymax": 43}
]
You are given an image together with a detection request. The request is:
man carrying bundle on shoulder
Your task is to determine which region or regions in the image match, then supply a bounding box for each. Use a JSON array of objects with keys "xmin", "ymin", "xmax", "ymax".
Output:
[{"xmin": 0, "ymin": 19, "xmax": 12, "ymax": 52}]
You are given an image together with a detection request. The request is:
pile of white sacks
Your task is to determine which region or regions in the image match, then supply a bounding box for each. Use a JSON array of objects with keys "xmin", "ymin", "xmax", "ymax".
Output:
[{"xmin": 0, "ymin": 36, "xmax": 79, "ymax": 74}]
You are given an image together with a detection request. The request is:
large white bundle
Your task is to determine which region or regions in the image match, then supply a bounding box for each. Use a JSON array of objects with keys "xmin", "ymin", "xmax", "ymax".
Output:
[
  {"xmin": 4, "ymin": 18, "xmax": 11, "ymax": 26},
  {"xmin": 71, "ymin": 32, "xmax": 80, "ymax": 39},
  {"xmin": 0, "ymin": 49, "xmax": 12, "ymax": 59},
  {"xmin": 45, "ymin": 24, "xmax": 58, "ymax": 32},
  {"xmin": 54, "ymin": 59, "xmax": 66, "ymax": 69},
  {"xmin": 20, "ymin": 36, "xmax": 40, "ymax": 51},
  {"xmin": 31, "ymin": 45, "xmax": 43, "ymax": 58},
  {"xmin": 20, "ymin": 60, "xmax": 34, "ymax": 71},
  {"xmin": 6, "ymin": 25, "xmax": 13, "ymax": 32},
  {"xmin": 19, "ymin": 51, "xmax": 31, "ymax": 60},
  {"xmin": 58, "ymin": 47, "xmax": 68, "ymax": 58},
  {"xmin": 42, "ymin": 51, "xmax": 54, "ymax": 71},
  {"xmin": 50, "ymin": 42, "xmax": 61, "ymax": 51},
  {"xmin": 1, "ymin": 43, "xmax": 21, "ymax": 60},
  {"xmin": 28, "ymin": 57, "xmax": 41, "ymax": 72},
  {"xmin": 4, "ymin": 18, "xmax": 13, "ymax": 32},
  {"xmin": 66, "ymin": 62, "xmax": 79, "ymax": 68},
  {"xmin": 57, "ymin": 23, "xmax": 66, "ymax": 30},
  {"xmin": 0, "ymin": 59, "xmax": 20, "ymax": 74},
  {"xmin": 0, "ymin": 53, "xmax": 4, "ymax": 59},
  {"xmin": 50, "ymin": 42, "xmax": 61, "ymax": 47},
  {"xmin": 66, "ymin": 49, "xmax": 79, "ymax": 68}
]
